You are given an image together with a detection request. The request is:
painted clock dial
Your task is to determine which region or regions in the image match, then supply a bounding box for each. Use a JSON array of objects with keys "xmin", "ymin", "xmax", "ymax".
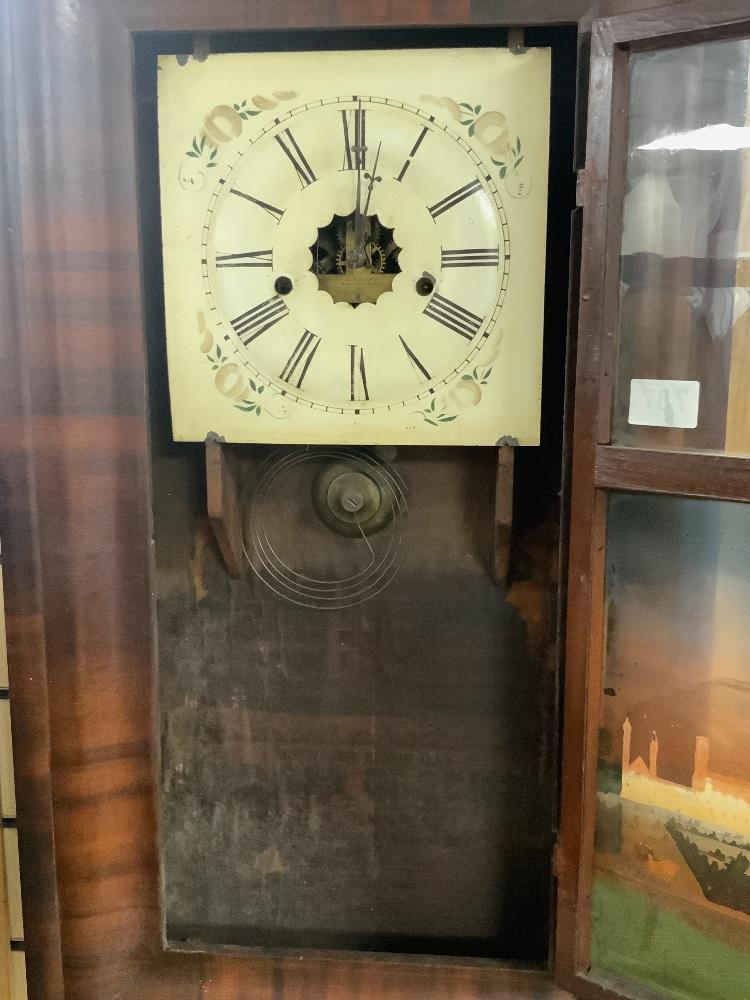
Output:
[
  {"xmin": 204, "ymin": 97, "xmax": 510, "ymax": 413},
  {"xmin": 158, "ymin": 48, "xmax": 551, "ymax": 444}
]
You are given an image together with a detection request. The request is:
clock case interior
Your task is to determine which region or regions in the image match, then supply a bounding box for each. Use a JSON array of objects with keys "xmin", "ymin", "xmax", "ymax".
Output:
[{"xmin": 134, "ymin": 24, "xmax": 577, "ymax": 966}]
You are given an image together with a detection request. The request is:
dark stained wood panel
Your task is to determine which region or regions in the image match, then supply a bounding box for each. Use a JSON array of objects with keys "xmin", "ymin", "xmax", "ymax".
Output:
[{"xmin": 155, "ymin": 445, "xmax": 555, "ymax": 959}]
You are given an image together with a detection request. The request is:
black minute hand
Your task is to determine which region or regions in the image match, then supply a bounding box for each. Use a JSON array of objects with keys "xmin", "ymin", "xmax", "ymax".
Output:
[{"xmin": 353, "ymin": 101, "xmax": 365, "ymax": 266}]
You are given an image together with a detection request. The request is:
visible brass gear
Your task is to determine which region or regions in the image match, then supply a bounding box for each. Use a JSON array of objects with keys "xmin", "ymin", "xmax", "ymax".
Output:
[
  {"xmin": 336, "ymin": 241, "xmax": 386, "ymax": 274},
  {"xmin": 365, "ymin": 242, "xmax": 386, "ymax": 273}
]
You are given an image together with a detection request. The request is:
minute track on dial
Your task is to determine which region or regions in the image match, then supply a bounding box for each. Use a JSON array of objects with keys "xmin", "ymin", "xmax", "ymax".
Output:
[{"xmin": 205, "ymin": 96, "xmax": 510, "ymax": 412}]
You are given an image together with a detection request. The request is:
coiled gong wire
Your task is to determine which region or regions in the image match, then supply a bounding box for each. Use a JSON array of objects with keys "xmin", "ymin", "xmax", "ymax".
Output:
[{"xmin": 241, "ymin": 447, "xmax": 409, "ymax": 609}]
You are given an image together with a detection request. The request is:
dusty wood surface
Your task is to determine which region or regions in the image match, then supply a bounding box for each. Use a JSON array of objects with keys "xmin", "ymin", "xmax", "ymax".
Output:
[{"xmin": 158, "ymin": 445, "xmax": 555, "ymax": 958}]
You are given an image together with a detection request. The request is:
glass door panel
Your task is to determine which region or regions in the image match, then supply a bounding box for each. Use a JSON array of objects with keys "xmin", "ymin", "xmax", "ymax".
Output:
[
  {"xmin": 559, "ymin": 7, "xmax": 750, "ymax": 1000},
  {"xmin": 613, "ymin": 38, "xmax": 750, "ymax": 452},
  {"xmin": 593, "ymin": 493, "xmax": 750, "ymax": 999}
]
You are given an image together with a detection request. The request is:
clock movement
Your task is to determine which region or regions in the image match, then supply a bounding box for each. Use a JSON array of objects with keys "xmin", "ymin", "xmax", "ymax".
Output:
[{"xmin": 157, "ymin": 47, "xmax": 550, "ymax": 445}]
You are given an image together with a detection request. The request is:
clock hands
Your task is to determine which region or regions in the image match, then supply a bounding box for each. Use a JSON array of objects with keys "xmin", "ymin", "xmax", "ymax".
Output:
[
  {"xmin": 362, "ymin": 141, "xmax": 382, "ymax": 217},
  {"xmin": 353, "ymin": 100, "xmax": 366, "ymax": 269},
  {"xmin": 349, "ymin": 106, "xmax": 383, "ymax": 270},
  {"xmin": 346, "ymin": 137, "xmax": 383, "ymax": 273}
]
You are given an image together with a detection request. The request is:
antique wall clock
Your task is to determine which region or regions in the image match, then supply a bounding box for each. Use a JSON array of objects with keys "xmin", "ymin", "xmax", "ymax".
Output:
[
  {"xmin": 157, "ymin": 47, "xmax": 551, "ymax": 445},
  {"xmin": 150, "ymin": 36, "xmax": 561, "ymax": 968},
  {"xmin": 7, "ymin": 4, "xmax": 750, "ymax": 1000}
]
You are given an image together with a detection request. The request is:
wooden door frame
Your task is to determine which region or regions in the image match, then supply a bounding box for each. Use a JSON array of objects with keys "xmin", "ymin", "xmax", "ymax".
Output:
[
  {"xmin": 555, "ymin": 3, "xmax": 750, "ymax": 999},
  {"xmin": 0, "ymin": 3, "xmax": 584, "ymax": 998}
]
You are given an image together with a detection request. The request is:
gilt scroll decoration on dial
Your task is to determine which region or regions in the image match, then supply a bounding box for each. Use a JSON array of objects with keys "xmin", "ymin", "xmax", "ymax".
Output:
[{"xmin": 158, "ymin": 49, "xmax": 551, "ymax": 445}]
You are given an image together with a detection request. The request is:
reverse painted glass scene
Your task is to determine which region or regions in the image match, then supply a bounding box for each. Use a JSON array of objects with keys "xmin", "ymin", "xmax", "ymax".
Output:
[
  {"xmin": 614, "ymin": 39, "xmax": 750, "ymax": 452},
  {"xmin": 593, "ymin": 494, "xmax": 750, "ymax": 1000}
]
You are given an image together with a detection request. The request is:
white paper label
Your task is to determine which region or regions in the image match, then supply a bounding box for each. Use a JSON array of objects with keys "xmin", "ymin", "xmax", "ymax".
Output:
[{"xmin": 628, "ymin": 379, "xmax": 700, "ymax": 429}]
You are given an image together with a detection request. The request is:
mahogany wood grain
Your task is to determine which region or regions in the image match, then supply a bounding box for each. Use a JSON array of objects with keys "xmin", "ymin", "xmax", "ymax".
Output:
[
  {"xmin": 594, "ymin": 45, "xmax": 632, "ymax": 448},
  {"xmin": 594, "ymin": 447, "xmax": 750, "ymax": 502},
  {"xmin": 554, "ymin": 12, "xmax": 615, "ymax": 991},
  {"xmin": 0, "ymin": 2, "xmax": 581, "ymax": 998},
  {"xmin": 14, "ymin": 0, "xmax": 741, "ymax": 997},
  {"xmin": 571, "ymin": 492, "xmax": 608, "ymax": 973},
  {"xmin": 0, "ymin": 3, "xmax": 65, "ymax": 997},
  {"xmin": 120, "ymin": 1, "xmax": 588, "ymax": 31},
  {"xmin": 198, "ymin": 958, "xmax": 576, "ymax": 1000}
]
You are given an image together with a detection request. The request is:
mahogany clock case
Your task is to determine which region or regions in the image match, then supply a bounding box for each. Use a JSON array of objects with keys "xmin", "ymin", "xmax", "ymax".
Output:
[{"xmin": 135, "ymin": 26, "xmax": 576, "ymax": 964}]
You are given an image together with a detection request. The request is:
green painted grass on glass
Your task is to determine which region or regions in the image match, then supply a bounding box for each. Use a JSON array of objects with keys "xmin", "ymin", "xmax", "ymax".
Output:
[{"xmin": 592, "ymin": 879, "xmax": 750, "ymax": 1000}]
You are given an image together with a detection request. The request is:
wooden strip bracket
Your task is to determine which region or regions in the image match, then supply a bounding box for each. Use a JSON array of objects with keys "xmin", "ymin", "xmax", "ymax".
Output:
[
  {"xmin": 192, "ymin": 32, "xmax": 210, "ymax": 62},
  {"xmin": 493, "ymin": 445, "xmax": 515, "ymax": 587},
  {"xmin": 508, "ymin": 27, "xmax": 526, "ymax": 54},
  {"xmin": 206, "ymin": 438, "xmax": 243, "ymax": 578}
]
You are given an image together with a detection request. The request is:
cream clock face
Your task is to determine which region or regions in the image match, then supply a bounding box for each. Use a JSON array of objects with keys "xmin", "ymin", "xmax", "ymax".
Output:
[
  {"xmin": 206, "ymin": 98, "xmax": 508, "ymax": 411},
  {"xmin": 158, "ymin": 48, "xmax": 550, "ymax": 445}
]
